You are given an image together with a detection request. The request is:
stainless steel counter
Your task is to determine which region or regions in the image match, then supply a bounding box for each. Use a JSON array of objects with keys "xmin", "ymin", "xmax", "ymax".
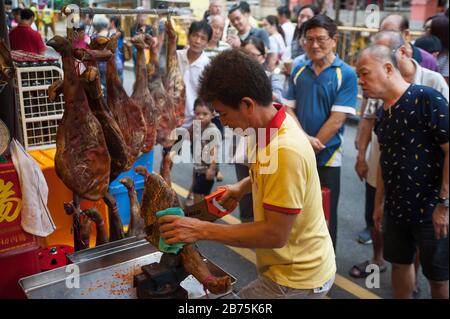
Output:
[{"xmin": 19, "ymin": 238, "xmax": 236, "ymax": 299}]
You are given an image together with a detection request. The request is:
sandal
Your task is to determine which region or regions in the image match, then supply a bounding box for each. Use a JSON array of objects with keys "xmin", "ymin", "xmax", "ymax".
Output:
[{"xmin": 349, "ymin": 260, "xmax": 387, "ymax": 278}]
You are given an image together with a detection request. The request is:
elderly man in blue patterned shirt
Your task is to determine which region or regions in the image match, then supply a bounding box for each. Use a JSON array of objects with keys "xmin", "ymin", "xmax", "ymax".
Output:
[{"xmin": 357, "ymin": 44, "xmax": 449, "ymax": 299}]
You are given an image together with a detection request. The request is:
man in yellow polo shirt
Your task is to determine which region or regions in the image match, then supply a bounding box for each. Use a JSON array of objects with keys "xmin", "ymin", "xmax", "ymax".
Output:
[{"xmin": 158, "ymin": 49, "xmax": 336, "ymax": 299}]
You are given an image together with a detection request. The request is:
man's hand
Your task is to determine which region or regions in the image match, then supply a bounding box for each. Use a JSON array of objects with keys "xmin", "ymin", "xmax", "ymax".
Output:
[
  {"xmin": 227, "ymin": 34, "xmax": 241, "ymax": 48},
  {"xmin": 373, "ymin": 205, "xmax": 384, "ymax": 233},
  {"xmin": 432, "ymin": 204, "xmax": 449, "ymax": 240},
  {"xmin": 206, "ymin": 167, "xmax": 216, "ymax": 181},
  {"xmin": 158, "ymin": 215, "xmax": 206, "ymax": 245},
  {"xmin": 217, "ymin": 183, "xmax": 244, "ymax": 212},
  {"xmin": 307, "ymin": 136, "xmax": 326, "ymax": 154},
  {"xmin": 355, "ymin": 157, "xmax": 369, "ymax": 181}
]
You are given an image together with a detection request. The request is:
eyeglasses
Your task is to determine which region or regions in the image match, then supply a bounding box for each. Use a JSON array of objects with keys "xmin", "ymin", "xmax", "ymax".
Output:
[{"xmin": 302, "ymin": 36, "xmax": 331, "ymax": 46}]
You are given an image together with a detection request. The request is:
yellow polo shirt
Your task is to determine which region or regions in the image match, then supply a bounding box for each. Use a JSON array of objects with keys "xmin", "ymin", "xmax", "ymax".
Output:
[{"xmin": 249, "ymin": 105, "xmax": 336, "ymax": 289}]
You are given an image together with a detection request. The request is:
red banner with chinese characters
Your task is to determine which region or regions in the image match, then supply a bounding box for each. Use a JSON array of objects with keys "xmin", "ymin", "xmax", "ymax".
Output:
[{"xmin": 0, "ymin": 161, "xmax": 37, "ymax": 256}]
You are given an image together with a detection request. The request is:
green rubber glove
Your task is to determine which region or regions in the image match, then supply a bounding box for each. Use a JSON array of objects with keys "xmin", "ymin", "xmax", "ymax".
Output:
[{"xmin": 156, "ymin": 207, "xmax": 186, "ymax": 254}]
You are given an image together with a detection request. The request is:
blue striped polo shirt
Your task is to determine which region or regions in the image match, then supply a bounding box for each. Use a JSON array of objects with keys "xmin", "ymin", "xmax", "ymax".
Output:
[{"xmin": 284, "ymin": 55, "xmax": 358, "ymax": 167}]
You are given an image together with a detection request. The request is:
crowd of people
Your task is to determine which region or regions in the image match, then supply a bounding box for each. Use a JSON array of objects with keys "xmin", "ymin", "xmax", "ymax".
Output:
[
  {"xmin": 157, "ymin": 1, "xmax": 449, "ymax": 299},
  {"xmin": 2, "ymin": 0, "xmax": 448, "ymax": 299}
]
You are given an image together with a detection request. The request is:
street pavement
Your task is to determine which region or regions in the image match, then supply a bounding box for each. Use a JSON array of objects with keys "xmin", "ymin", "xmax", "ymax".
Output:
[{"xmin": 123, "ymin": 69, "xmax": 430, "ymax": 299}]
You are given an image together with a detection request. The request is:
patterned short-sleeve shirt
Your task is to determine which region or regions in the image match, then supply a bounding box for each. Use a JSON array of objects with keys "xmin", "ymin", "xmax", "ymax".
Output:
[{"xmin": 375, "ymin": 84, "xmax": 449, "ymax": 223}]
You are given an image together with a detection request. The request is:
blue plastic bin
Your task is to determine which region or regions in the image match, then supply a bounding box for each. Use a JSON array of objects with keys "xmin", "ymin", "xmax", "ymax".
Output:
[{"xmin": 108, "ymin": 150, "xmax": 154, "ymax": 225}]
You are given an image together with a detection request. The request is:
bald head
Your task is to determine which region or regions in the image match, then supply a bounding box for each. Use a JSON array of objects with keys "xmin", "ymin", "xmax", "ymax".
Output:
[
  {"xmin": 380, "ymin": 14, "xmax": 409, "ymax": 32},
  {"xmin": 209, "ymin": 0, "xmax": 222, "ymax": 16},
  {"xmin": 210, "ymin": 14, "xmax": 225, "ymax": 25},
  {"xmin": 358, "ymin": 44, "xmax": 398, "ymax": 69},
  {"xmin": 356, "ymin": 44, "xmax": 406, "ymax": 100},
  {"xmin": 373, "ymin": 31, "xmax": 405, "ymax": 50}
]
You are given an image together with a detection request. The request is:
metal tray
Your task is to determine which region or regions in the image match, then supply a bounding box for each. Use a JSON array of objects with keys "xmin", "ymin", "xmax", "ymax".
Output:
[
  {"xmin": 19, "ymin": 239, "xmax": 236, "ymax": 299},
  {"xmin": 66, "ymin": 236, "xmax": 147, "ymax": 264}
]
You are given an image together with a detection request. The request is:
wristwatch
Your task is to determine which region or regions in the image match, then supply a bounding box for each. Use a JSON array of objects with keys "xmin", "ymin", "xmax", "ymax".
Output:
[{"xmin": 438, "ymin": 197, "xmax": 449, "ymax": 208}]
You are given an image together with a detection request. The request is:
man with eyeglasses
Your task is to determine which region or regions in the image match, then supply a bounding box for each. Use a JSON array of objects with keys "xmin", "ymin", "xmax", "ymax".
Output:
[{"xmin": 284, "ymin": 15, "xmax": 358, "ymax": 251}]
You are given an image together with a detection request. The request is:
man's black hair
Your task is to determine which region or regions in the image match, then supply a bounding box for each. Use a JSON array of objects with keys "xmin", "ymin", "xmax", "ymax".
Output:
[
  {"xmin": 430, "ymin": 15, "xmax": 449, "ymax": 53},
  {"xmin": 199, "ymin": 49, "xmax": 273, "ymax": 110},
  {"xmin": 302, "ymin": 14, "xmax": 337, "ymax": 38},
  {"xmin": 12, "ymin": 7, "xmax": 21, "ymax": 15},
  {"xmin": 5, "ymin": 0, "xmax": 12, "ymax": 5},
  {"xmin": 238, "ymin": 1, "xmax": 251, "ymax": 14},
  {"xmin": 110, "ymin": 16, "xmax": 121, "ymax": 29},
  {"xmin": 398, "ymin": 15, "xmax": 409, "ymax": 31},
  {"xmin": 242, "ymin": 36, "xmax": 266, "ymax": 56},
  {"xmin": 414, "ymin": 35, "xmax": 442, "ymax": 55},
  {"xmin": 194, "ymin": 98, "xmax": 214, "ymax": 113},
  {"xmin": 277, "ymin": 6, "xmax": 291, "ymax": 19},
  {"xmin": 20, "ymin": 8, "xmax": 34, "ymax": 21},
  {"xmin": 229, "ymin": 3, "xmax": 241, "ymax": 15},
  {"xmin": 297, "ymin": 4, "xmax": 320, "ymax": 17},
  {"xmin": 189, "ymin": 20, "xmax": 213, "ymax": 42},
  {"xmin": 157, "ymin": 2, "xmax": 168, "ymax": 9}
]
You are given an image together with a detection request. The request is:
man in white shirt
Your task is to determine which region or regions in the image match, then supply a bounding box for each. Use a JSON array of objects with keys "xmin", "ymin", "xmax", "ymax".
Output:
[
  {"xmin": 177, "ymin": 21, "xmax": 213, "ymax": 128},
  {"xmin": 277, "ymin": 5, "xmax": 296, "ymax": 60}
]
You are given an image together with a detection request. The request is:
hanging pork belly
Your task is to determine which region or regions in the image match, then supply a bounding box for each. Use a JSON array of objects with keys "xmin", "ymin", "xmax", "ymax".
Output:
[{"xmin": 47, "ymin": 36, "xmax": 111, "ymax": 201}]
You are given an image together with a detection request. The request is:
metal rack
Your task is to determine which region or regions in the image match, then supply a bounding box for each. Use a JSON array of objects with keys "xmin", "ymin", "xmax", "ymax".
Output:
[
  {"xmin": 15, "ymin": 64, "xmax": 65, "ymax": 151},
  {"xmin": 62, "ymin": 6, "xmax": 192, "ymax": 17}
]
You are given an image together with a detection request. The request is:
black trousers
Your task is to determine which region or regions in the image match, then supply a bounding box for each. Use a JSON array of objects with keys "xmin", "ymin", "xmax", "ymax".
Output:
[
  {"xmin": 317, "ymin": 166, "xmax": 341, "ymax": 251},
  {"xmin": 235, "ymin": 164, "xmax": 254, "ymax": 222}
]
